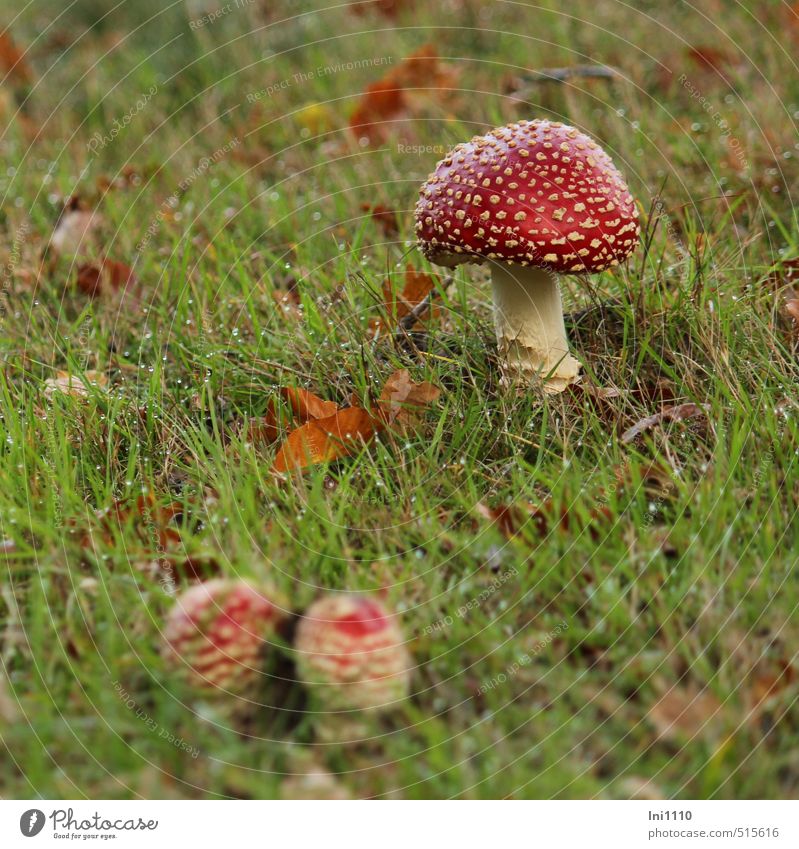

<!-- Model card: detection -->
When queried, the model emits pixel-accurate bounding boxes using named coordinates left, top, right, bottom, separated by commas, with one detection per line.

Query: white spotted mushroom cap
left=295, top=594, right=412, bottom=712
left=414, top=119, right=639, bottom=273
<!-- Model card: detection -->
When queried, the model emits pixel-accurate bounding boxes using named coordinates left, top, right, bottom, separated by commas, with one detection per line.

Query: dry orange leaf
left=475, top=502, right=533, bottom=539
left=392, top=44, right=456, bottom=90
left=361, top=203, right=399, bottom=237
left=248, top=388, right=339, bottom=448
left=377, top=368, right=440, bottom=425
left=476, top=499, right=612, bottom=541
left=371, top=265, right=437, bottom=335
left=282, top=386, right=339, bottom=421
left=43, top=370, right=108, bottom=400
left=396, top=266, right=436, bottom=313
left=749, top=661, right=797, bottom=712
left=271, top=370, right=439, bottom=473
left=648, top=686, right=722, bottom=741
left=76, top=258, right=138, bottom=297
left=273, top=407, right=380, bottom=472
left=349, top=78, right=405, bottom=144
left=349, top=0, right=415, bottom=19
left=686, top=45, right=736, bottom=74
left=83, top=493, right=181, bottom=552
left=349, top=45, right=454, bottom=145
left=0, top=32, right=32, bottom=84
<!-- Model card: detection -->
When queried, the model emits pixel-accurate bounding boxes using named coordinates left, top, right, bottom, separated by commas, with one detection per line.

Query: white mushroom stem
left=490, top=263, right=581, bottom=393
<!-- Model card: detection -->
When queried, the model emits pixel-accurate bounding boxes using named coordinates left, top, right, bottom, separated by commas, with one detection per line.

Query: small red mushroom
left=294, top=594, right=412, bottom=712
left=162, top=579, right=286, bottom=694
left=415, top=119, right=639, bottom=392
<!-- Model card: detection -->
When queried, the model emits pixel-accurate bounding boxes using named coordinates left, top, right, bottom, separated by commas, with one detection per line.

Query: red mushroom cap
left=295, top=594, right=412, bottom=711
left=162, top=579, right=285, bottom=692
left=415, top=119, right=639, bottom=273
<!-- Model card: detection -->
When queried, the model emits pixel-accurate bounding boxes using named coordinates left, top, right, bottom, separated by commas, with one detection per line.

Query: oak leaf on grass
left=273, top=407, right=380, bottom=472
left=377, top=368, right=440, bottom=426
left=248, top=388, right=339, bottom=447
left=270, top=372, right=440, bottom=474
left=44, top=370, right=108, bottom=400
left=370, top=265, right=437, bottom=335
left=648, top=686, right=722, bottom=741
left=76, top=258, right=138, bottom=298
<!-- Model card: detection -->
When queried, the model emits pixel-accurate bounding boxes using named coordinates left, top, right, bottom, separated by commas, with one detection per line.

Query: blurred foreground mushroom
left=415, top=119, right=639, bottom=392
left=295, top=594, right=412, bottom=712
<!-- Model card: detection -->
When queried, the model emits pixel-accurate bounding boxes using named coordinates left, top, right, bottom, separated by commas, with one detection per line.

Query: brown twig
left=519, top=65, right=620, bottom=84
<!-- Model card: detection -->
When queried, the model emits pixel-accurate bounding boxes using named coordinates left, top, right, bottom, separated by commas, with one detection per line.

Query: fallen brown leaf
left=361, top=203, right=400, bottom=237
left=371, top=265, right=437, bottom=335
left=648, top=686, right=722, bottom=741
left=80, top=493, right=182, bottom=555
left=349, top=0, right=415, bottom=19
left=349, top=77, right=405, bottom=145
left=247, top=389, right=338, bottom=448
left=76, top=258, right=138, bottom=298
left=749, top=661, right=797, bottom=714
left=686, top=45, right=736, bottom=74
left=475, top=502, right=533, bottom=539
left=0, top=32, right=32, bottom=84
left=476, top=498, right=612, bottom=541
left=349, top=45, right=456, bottom=145
left=282, top=386, right=339, bottom=421
left=273, top=407, right=380, bottom=473
left=770, top=257, right=799, bottom=288
left=44, top=370, right=108, bottom=400
left=621, top=403, right=709, bottom=445
left=270, top=369, right=440, bottom=475
left=377, top=369, right=440, bottom=425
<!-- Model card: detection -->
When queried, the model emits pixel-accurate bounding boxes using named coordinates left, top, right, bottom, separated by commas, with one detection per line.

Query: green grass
left=0, top=0, right=798, bottom=799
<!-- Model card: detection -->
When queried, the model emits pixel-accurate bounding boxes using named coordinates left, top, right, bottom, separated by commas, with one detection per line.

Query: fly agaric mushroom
left=162, top=579, right=286, bottom=694
left=415, top=119, right=639, bottom=392
left=294, top=594, right=412, bottom=712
